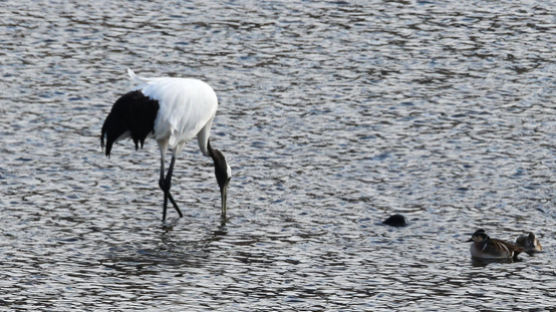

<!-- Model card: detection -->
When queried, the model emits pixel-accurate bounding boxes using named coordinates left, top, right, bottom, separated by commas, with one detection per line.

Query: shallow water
left=1, top=0, right=555, bottom=310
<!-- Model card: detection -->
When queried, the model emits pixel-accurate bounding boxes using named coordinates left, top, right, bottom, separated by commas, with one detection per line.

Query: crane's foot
left=161, top=216, right=180, bottom=230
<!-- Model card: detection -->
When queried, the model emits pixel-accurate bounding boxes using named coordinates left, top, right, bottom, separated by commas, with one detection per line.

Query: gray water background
left=1, top=0, right=555, bottom=311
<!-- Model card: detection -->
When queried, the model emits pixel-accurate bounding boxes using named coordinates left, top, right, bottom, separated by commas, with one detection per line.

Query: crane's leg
left=159, top=153, right=183, bottom=222
left=164, top=154, right=183, bottom=218
left=158, top=153, right=169, bottom=221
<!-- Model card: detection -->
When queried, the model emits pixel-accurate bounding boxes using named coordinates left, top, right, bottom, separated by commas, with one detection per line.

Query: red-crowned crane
left=101, top=69, right=231, bottom=222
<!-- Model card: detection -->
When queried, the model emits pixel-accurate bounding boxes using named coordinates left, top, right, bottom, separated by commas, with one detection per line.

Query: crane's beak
left=220, top=184, right=228, bottom=218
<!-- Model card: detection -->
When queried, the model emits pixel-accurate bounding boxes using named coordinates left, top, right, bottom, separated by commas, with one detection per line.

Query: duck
left=515, top=232, right=542, bottom=254
left=382, top=214, right=407, bottom=227
left=467, top=229, right=523, bottom=260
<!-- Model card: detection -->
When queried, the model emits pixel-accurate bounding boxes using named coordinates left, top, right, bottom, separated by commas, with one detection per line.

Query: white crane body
left=101, top=69, right=231, bottom=222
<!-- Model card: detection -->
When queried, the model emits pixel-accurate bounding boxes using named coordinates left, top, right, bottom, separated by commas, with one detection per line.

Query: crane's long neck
left=207, top=139, right=231, bottom=217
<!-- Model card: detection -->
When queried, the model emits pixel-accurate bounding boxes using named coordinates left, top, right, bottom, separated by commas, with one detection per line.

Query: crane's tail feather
left=127, top=68, right=151, bottom=84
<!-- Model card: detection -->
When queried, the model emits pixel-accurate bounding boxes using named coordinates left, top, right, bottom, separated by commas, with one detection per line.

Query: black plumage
left=101, top=90, right=159, bottom=156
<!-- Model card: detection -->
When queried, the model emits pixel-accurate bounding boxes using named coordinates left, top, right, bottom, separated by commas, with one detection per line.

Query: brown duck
left=467, top=229, right=523, bottom=260
left=516, top=232, right=542, bottom=254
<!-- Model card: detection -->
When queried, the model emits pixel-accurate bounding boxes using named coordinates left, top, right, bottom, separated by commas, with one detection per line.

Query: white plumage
left=128, top=69, right=218, bottom=155
left=101, top=69, right=231, bottom=222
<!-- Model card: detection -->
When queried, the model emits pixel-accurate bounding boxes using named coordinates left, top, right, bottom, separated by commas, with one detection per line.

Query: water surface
left=1, top=0, right=555, bottom=310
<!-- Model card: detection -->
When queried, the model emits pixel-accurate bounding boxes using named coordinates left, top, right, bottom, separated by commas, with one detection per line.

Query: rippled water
left=1, top=0, right=555, bottom=310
